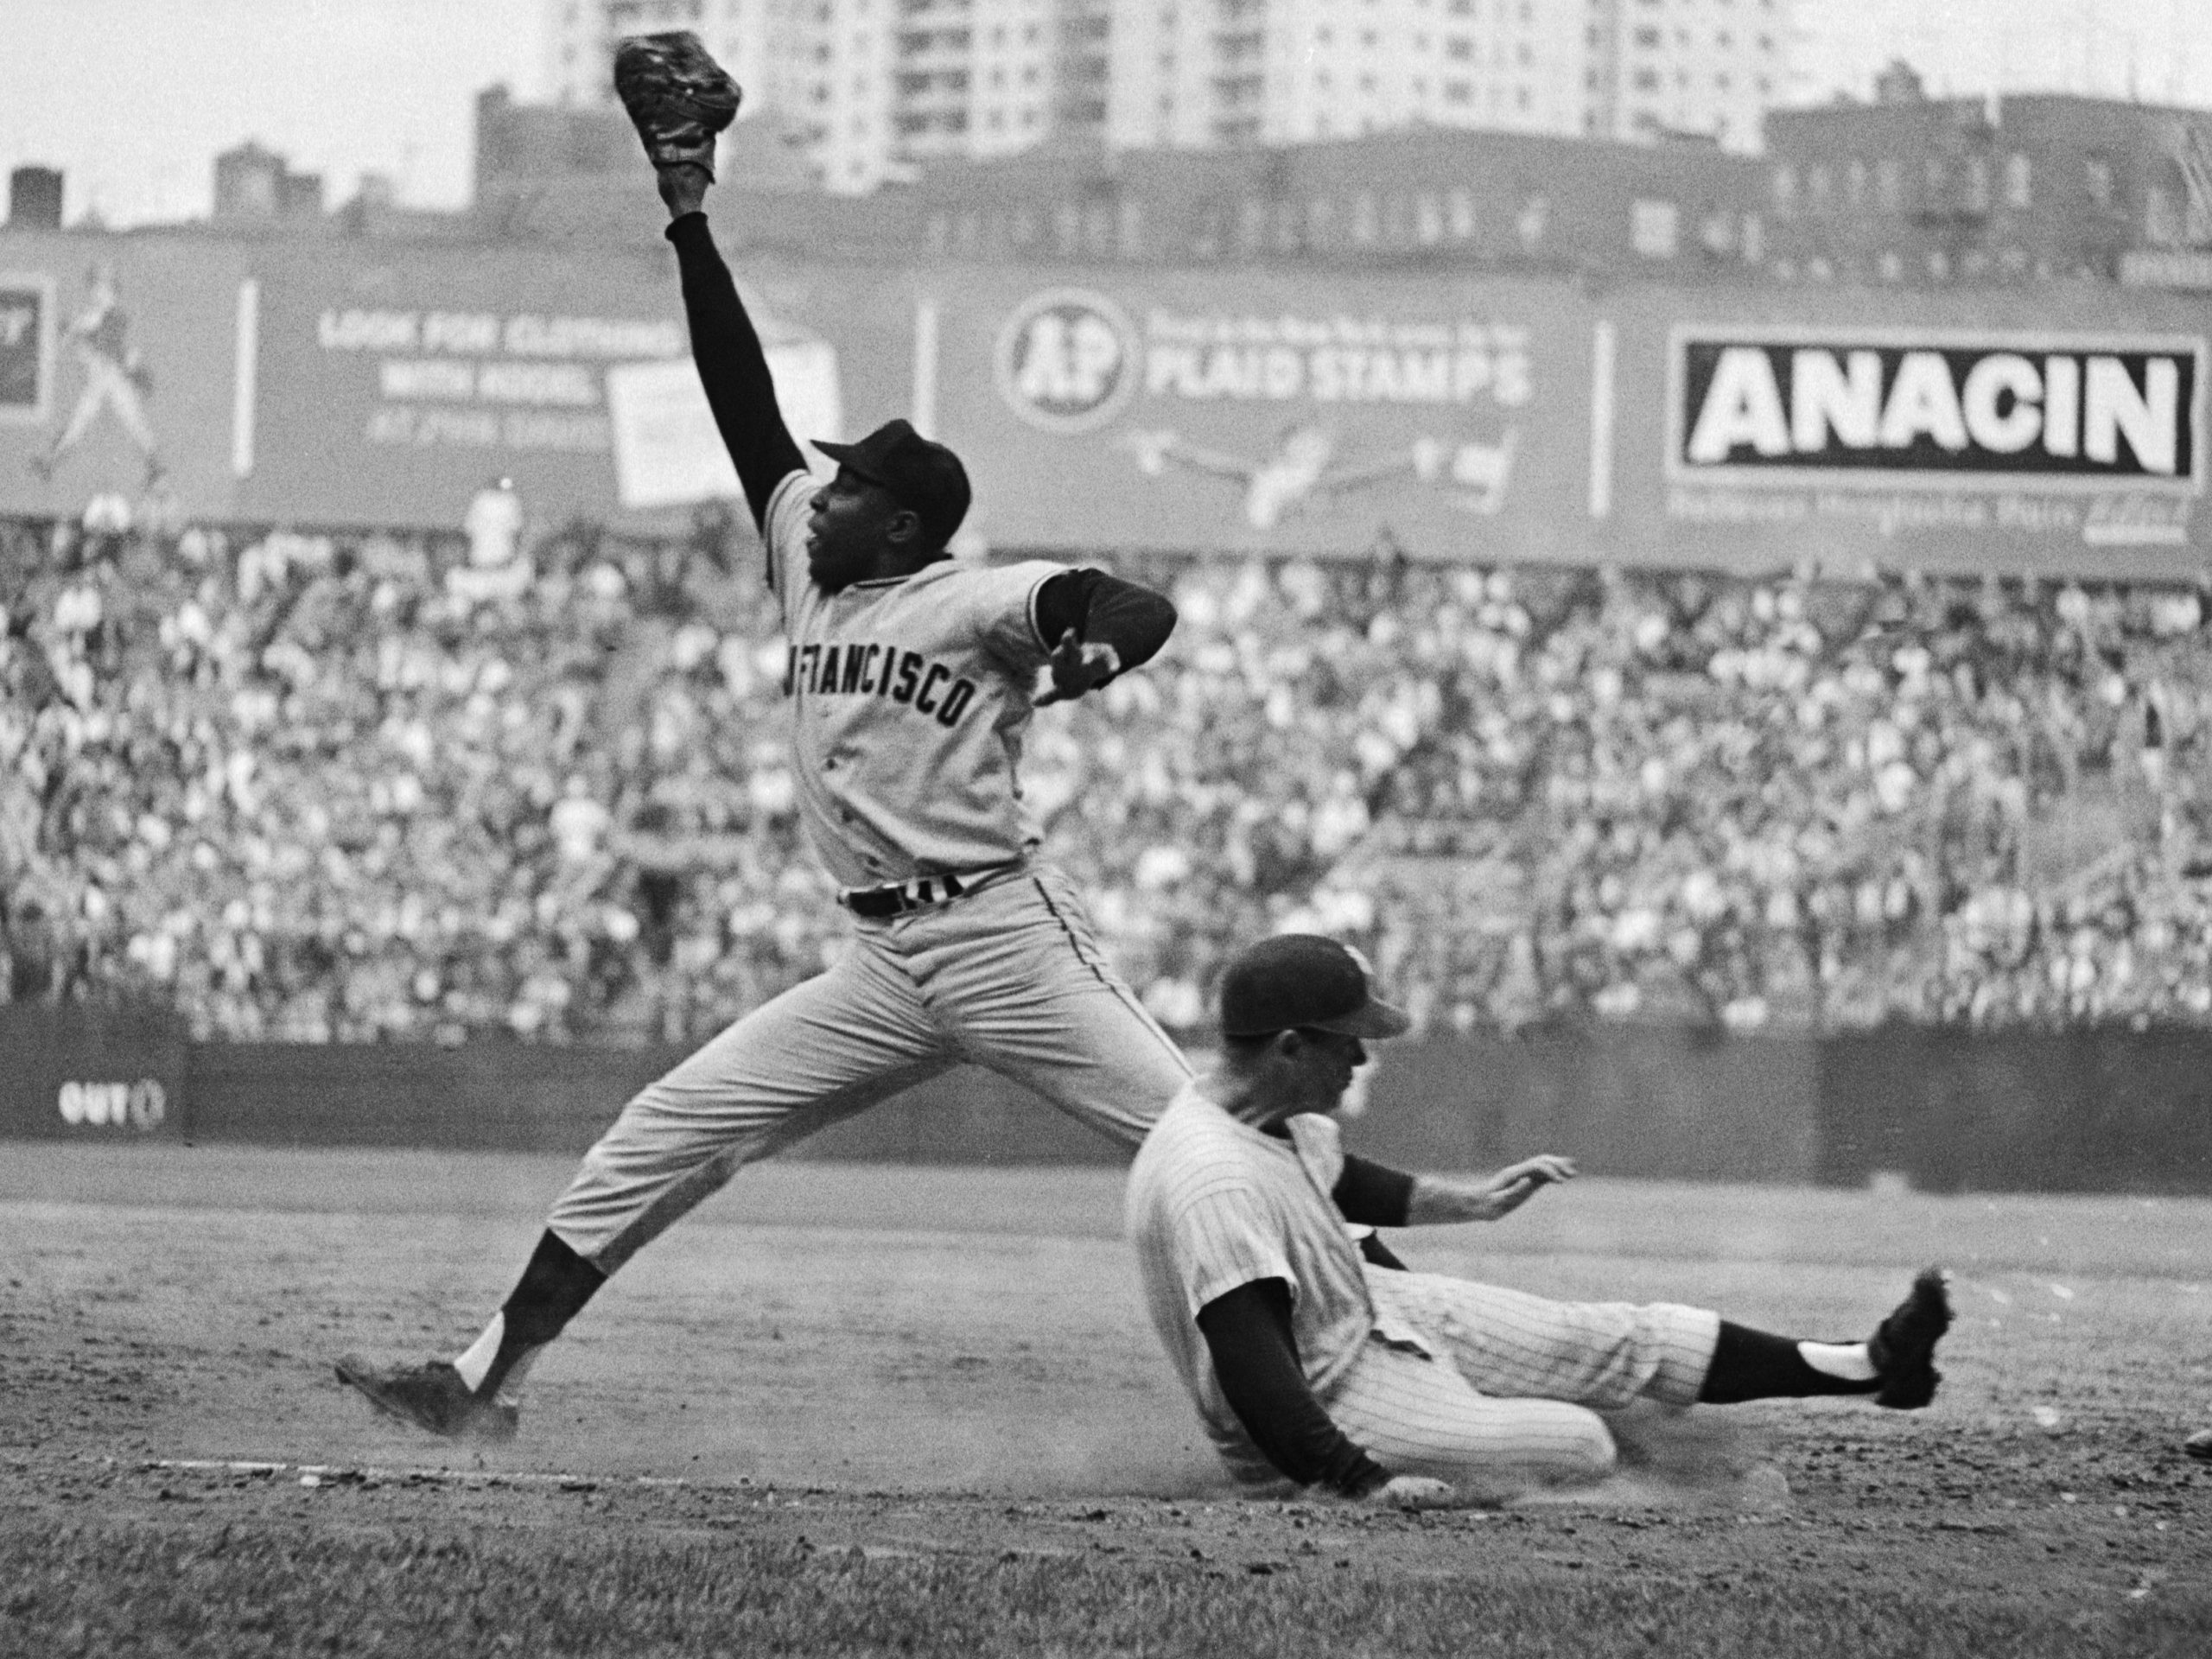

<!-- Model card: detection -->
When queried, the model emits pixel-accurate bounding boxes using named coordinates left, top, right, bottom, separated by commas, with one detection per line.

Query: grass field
left=3, top=1140, right=2209, bottom=1656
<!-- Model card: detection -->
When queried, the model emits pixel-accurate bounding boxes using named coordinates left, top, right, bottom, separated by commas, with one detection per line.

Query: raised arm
left=657, top=171, right=808, bottom=534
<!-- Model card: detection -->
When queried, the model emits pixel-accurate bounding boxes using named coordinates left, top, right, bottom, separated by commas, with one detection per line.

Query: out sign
left=995, top=288, right=1138, bottom=434
left=58, top=1078, right=168, bottom=1130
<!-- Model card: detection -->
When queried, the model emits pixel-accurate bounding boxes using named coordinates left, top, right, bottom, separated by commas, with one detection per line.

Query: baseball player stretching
left=335, top=35, right=1192, bottom=1440
left=1128, top=935, right=1955, bottom=1509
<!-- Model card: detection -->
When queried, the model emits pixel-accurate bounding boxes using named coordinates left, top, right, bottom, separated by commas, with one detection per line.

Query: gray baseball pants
left=546, top=863, right=1193, bottom=1273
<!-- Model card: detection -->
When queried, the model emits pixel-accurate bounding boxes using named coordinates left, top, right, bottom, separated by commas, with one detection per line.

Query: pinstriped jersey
left=764, top=470, right=1071, bottom=891
left=1125, top=1084, right=1381, bottom=1473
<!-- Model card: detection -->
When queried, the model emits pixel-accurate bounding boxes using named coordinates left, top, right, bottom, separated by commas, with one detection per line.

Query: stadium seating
left=2, top=512, right=2206, bottom=1043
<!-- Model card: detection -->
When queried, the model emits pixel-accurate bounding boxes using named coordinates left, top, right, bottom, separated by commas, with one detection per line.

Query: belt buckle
left=842, top=880, right=914, bottom=918
left=844, top=869, right=974, bottom=917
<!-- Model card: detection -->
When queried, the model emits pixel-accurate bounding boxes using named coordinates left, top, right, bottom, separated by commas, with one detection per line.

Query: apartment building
left=1764, top=66, right=2212, bottom=288
left=543, top=0, right=1790, bottom=195
left=1583, top=0, right=1791, bottom=151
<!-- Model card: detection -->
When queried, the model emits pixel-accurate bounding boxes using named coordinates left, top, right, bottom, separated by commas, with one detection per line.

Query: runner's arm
left=1195, top=1278, right=1391, bottom=1497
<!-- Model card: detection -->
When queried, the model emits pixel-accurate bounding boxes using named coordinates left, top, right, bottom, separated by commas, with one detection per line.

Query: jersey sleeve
left=950, top=558, right=1069, bottom=676
left=1332, top=1155, right=1415, bottom=1227
left=761, top=469, right=814, bottom=614
left=1197, top=1280, right=1393, bottom=1497
left=1033, top=569, right=1179, bottom=679
left=1162, top=1179, right=1300, bottom=1320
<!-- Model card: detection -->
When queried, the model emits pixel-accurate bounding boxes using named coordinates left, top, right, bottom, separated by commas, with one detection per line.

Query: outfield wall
left=5, top=226, right=2207, bottom=582
left=5, top=1007, right=2209, bottom=1193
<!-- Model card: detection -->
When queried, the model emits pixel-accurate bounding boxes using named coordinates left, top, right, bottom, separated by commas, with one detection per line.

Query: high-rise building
left=543, top=0, right=1789, bottom=196
left=1093, top=0, right=1589, bottom=151
left=1582, top=0, right=1792, bottom=152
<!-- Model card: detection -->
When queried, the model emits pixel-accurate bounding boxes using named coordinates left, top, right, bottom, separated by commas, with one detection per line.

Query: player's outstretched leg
left=1696, top=1267, right=1952, bottom=1410
left=332, top=955, right=944, bottom=1440
left=334, top=1231, right=605, bottom=1442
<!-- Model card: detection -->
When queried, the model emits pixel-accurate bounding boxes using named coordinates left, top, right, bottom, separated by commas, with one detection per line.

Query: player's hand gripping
left=1033, top=628, right=1122, bottom=706
left=1407, top=1154, right=1578, bottom=1224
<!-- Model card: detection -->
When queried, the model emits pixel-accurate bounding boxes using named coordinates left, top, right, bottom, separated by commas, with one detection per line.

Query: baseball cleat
left=334, top=1354, right=518, bottom=1443
left=1866, top=1268, right=1952, bottom=1410
left=2184, top=1429, right=2212, bottom=1464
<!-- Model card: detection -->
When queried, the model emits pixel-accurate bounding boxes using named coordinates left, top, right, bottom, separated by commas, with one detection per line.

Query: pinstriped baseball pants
left=546, top=862, right=1193, bottom=1274
left=1318, top=1271, right=1721, bottom=1486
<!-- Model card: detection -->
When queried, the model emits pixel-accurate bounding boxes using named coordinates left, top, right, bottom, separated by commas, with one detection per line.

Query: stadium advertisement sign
left=3, top=228, right=2203, bottom=579
left=0, top=232, right=253, bottom=524
left=238, top=242, right=910, bottom=531
left=0, top=229, right=914, bottom=533
left=933, top=268, right=1594, bottom=562
left=1611, top=298, right=2212, bottom=578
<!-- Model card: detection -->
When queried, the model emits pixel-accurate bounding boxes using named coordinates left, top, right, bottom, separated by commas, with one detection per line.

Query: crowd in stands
left=3, top=502, right=2208, bottom=1046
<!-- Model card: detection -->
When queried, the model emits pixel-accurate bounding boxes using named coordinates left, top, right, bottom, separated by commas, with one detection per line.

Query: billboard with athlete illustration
left=0, top=229, right=894, bottom=533
left=934, top=270, right=1592, bottom=563
left=0, top=234, right=250, bottom=522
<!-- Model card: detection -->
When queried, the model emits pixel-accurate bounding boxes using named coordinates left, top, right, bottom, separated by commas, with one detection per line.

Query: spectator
left=2, top=509, right=2207, bottom=1044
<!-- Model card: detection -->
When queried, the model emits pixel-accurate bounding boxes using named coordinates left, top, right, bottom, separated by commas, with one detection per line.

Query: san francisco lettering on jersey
left=783, top=639, right=979, bottom=726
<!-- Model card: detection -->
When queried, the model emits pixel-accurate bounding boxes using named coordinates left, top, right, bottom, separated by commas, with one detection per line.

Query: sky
left=3, top=0, right=549, bottom=226
left=3, top=0, right=2211, bottom=230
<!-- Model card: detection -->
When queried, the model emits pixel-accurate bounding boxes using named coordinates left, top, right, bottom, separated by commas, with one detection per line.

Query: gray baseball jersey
left=764, top=470, right=1067, bottom=891
left=543, top=474, right=1197, bottom=1273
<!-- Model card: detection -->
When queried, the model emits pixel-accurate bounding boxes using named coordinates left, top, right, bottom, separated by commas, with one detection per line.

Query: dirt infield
left=4, top=1141, right=2210, bottom=1655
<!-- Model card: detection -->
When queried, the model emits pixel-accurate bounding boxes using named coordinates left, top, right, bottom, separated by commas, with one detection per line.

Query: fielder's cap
left=813, top=418, right=971, bottom=550
left=1218, top=934, right=1412, bottom=1040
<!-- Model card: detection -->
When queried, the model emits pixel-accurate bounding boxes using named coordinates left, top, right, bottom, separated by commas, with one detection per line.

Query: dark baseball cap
left=1218, top=934, right=1412, bottom=1040
left=813, top=418, right=972, bottom=549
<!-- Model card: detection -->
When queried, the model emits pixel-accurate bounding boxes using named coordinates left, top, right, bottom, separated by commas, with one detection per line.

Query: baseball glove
left=613, top=31, right=743, bottom=179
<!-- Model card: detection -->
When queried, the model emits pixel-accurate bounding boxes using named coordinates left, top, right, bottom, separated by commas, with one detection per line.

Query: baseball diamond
left=4, top=1140, right=2209, bottom=1659
left=9, top=26, right=2212, bottom=1649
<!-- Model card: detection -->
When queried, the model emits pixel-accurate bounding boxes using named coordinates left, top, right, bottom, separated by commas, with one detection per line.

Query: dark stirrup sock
left=478, top=1230, right=607, bottom=1397
left=1697, top=1320, right=1880, bottom=1404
